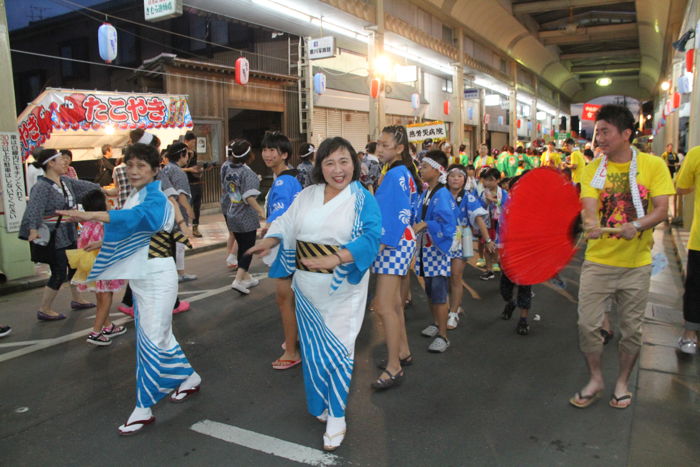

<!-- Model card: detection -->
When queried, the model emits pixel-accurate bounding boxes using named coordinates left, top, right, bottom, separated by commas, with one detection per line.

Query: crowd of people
left=2, top=103, right=696, bottom=451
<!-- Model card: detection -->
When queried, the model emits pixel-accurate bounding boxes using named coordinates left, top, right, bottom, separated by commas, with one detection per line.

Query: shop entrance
left=228, top=109, right=282, bottom=178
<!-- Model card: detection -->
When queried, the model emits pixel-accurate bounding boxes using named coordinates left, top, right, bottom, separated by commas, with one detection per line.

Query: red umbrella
left=500, top=168, right=582, bottom=285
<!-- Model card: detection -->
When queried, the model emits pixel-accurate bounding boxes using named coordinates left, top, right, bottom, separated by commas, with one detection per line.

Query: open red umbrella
left=500, top=168, right=582, bottom=285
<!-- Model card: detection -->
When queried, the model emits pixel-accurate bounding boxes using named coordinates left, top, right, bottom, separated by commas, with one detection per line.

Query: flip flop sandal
left=376, top=354, right=413, bottom=369
left=169, top=384, right=201, bottom=403
left=609, top=393, right=633, bottom=409
left=569, top=391, right=601, bottom=408
left=272, top=359, right=302, bottom=370
left=117, top=416, right=155, bottom=436
left=323, top=430, right=346, bottom=451
left=371, top=368, right=404, bottom=390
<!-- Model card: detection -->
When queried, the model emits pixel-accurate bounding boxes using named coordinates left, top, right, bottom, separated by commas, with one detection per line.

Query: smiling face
left=594, top=120, right=631, bottom=157
left=45, top=153, right=68, bottom=176
left=321, top=147, right=354, bottom=193
left=261, top=147, right=288, bottom=171
left=377, top=131, right=403, bottom=165
left=447, top=170, right=466, bottom=192
left=126, top=157, right=157, bottom=190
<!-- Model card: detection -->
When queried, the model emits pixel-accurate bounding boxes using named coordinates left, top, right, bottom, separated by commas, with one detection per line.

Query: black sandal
left=600, top=329, right=614, bottom=345
left=376, top=354, right=413, bottom=369
left=371, top=369, right=404, bottom=390
left=502, top=302, right=515, bottom=320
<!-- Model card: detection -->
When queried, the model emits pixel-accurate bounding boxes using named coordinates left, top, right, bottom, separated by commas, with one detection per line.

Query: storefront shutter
left=341, top=111, right=369, bottom=153
left=312, top=108, right=327, bottom=146
left=326, top=108, right=342, bottom=140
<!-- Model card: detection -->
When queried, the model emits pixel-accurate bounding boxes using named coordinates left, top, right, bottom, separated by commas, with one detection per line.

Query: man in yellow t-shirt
left=570, top=104, right=674, bottom=410
left=562, top=138, right=586, bottom=184
left=674, top=146, right=700, bottom=354
left=540, top=141, right=561, bottom=168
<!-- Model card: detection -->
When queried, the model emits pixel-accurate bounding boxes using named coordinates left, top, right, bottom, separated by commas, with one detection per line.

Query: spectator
left=94, top=144, right=115, bottom=186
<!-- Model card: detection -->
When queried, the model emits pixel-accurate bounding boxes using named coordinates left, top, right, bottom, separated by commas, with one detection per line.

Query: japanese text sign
left=407, top=121, right=447, bottom=143
left=0, top=132, right=26, bottom=232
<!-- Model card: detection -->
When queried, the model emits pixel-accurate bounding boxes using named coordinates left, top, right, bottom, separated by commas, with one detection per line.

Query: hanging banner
left=407, top=121, right=447, bottom=143
left=144, top=0, right=183, bottom=22
left=581, top=103, right=601, bottom=121
left=17, top=89, right=194, bottom=160
left=308, top=36, right=336, bottom=60
left=0, top=132, right=26, bottom=232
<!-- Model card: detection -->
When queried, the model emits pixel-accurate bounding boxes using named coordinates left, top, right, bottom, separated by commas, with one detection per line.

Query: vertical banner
left=0, top=132, right=26, bottom=232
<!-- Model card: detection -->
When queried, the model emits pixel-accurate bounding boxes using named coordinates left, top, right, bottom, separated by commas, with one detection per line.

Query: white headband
left=42, top=151, right=62, bottom=166
left=423, top=157, right=447, bottom=184
left=300, top=145, right=315, bottom=158
left=138, top=132, right=154, bottom=145
left=232, top=146, right=251, bottom=158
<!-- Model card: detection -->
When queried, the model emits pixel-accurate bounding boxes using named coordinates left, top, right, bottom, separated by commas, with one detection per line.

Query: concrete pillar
left=368, top=0, right=386, bottom=142
left=531, top=79, right=539, bottom=142
left=452, top=28, right=464, bottom=148
left=479, top=88, right=487, bottom=149
left=509, top=63, right=518, bottom=147
left=0, top=1, right=34, bottom=281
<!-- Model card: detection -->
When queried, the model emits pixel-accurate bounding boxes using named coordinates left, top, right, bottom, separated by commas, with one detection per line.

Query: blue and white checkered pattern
left=371, top=234, right=416, bottom=276
left=417, top=235, right=451, bottom=277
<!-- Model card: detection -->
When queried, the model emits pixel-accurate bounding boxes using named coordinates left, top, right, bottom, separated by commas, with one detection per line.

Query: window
left=15, top=70, right=45, bottom=114
left=59, top=39, right=89, bottom=81
left=189, top=15, right=208, bottom=51
left=441, top=78, right=453, bottom=93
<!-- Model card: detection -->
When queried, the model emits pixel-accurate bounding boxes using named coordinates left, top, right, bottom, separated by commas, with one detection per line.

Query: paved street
left=0, top=228, right=697, bottom=466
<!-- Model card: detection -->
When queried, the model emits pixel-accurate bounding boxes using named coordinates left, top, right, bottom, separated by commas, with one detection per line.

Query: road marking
left=0, top=274, right=268, bottom=363
left=190, top=419, right=339, bottom=466
left=84, top=312, right=123, bottom=320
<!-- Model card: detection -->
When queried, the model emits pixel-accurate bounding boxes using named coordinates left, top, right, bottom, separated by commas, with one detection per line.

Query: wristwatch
left=631, top=220, right=642, bottom=231
left=485, top=238, right=492, bottom=244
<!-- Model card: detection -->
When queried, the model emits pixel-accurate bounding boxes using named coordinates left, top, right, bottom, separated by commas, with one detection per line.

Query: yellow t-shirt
left=569, top=150, right=586, bottom=184
left=474, top=156, right=494, bottom=170
left=675, top=146, right=700, bottom=251
left=540, top=151, right=561, bottom=168
left=580, top=152, right=675, bottom=267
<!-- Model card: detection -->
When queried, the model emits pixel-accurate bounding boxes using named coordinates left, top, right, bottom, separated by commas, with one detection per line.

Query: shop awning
left=17, top=88, right=194, bottom=161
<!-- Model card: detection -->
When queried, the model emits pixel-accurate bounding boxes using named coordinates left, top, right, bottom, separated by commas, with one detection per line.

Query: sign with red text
left=0, top=132, right=26, bottom=232
left=17, top=89, right=193, bottom=160
left=581, top=103, right=601, bottom=121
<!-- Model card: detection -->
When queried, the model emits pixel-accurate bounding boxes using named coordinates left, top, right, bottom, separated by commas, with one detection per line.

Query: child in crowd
left=414, top=150, right=458, bottom=353
left=70, top=189, right=127, bottom=346
left=262, top=131, right=303, bottom=370
left=296, top=142, right=315, bottom=188
left=479, top=168, right=508, bottom=280
left=497, top=175, right=532, bottom=335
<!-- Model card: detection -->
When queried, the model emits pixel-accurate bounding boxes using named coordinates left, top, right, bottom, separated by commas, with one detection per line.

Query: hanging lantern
left=235, top=57, right=249, bottom=85
left=537, top=123, right=542, bottom=132
left=411, top=93, right=420, bottom=110
left=673, top=92, right=681, bottom=109
left=313, top=72, right=326, bottom=95
left=443, top=100, right=450, bottom=115
left=686, top=49, right=695, bottom=73
left=370, top=78, right=381, bottom=98
left=497, top=115, right=504, bottom=126
left=98, top=23, right=118, bottom=63
left=516, top=119, right=521, bottom=129
left=467, top=107, right=474, bottom=120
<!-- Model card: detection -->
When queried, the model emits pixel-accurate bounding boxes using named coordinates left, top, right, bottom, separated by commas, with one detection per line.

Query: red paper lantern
left=443, top=100, right=450, bottom=115
left=235, top=57, right=249, bottom=85
left=516, top=119, right=521, bottom=129
left=686, top=49, right=695, bottom=73
left=370, top=78, right=381, bottom=98
left=537, top=123, right=542, bottom=132
left=673, top=92, right=681, bottom=109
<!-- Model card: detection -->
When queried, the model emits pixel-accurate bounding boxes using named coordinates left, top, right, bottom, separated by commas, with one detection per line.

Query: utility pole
left=368, top=0, right=385, bottom=142
left=0, top=0, right=34, bottom=281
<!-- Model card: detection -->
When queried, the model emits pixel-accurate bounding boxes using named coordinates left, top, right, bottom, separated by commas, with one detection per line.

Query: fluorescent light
left=536, top=111, right=546, bottom=121
left=473, top=77, right=510, bottom=96
left=596, top=77, right=612, bottom=87
left=484, top=94, right=500, bottom=106
left=252, top=0, right=311, bottom=23
left=384, top=42, right=453, bottom=75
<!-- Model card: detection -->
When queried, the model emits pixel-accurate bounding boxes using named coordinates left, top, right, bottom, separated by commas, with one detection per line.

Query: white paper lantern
left=98, top=23, right=118, bottom=63
left=313, top=72, right=326, bottom=95
left=411, top=92, right=420, bottom=110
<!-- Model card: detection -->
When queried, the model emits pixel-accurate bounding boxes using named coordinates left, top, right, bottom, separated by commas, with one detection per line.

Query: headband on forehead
left=138, top=132, right=154, bottom=145
left=448, top=166, right=467, bottom=175
left=423, top=157, right=447, bottom=183
left=232, top=146, right=251, bottom=158
left=42, top=151, right=62, bottom=166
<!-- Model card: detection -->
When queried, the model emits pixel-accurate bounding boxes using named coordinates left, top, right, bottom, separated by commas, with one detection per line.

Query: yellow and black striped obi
left=295, top=240, right=339, bottom=274
left=148, top=229, right=192, bottom=259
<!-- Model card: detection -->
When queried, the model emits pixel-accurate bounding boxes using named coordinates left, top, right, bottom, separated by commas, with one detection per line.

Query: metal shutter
left=312, top=108, right=327, bottom=146
left=341, top=111, right=369, bottom=153
left=326, top=109, right=343, bottom=141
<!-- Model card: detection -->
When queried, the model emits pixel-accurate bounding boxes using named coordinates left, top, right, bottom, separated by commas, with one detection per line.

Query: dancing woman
left=57, top=143, right=201, bottom=436
left=370, top=125, right=422, bottom=389
left=248, top=137, right=381, bottom=451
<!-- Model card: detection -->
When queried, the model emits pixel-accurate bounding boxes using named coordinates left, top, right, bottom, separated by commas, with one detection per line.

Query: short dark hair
left=365, top=142, right=377, bottom=154
left=166, top=142, right=189, bottom=162
left=480, top=167, right=501, bottom=180
left=311, top=137, right=361, bottom=184
left=564, top=137, right=575, bottom=146
left=124, top=143, right=161, bottom=170
left=32, top=148, right=60, bottom=168
left=184, top=131, right=196, bottom=142
left=459, top=144, right=466, bottom=152
left=81, top=189, right=107, bottom=212
left=595, top=104, right=636, bottom=143
left=423, top=149, right=448, bottom=169
left=261, top=131, right=292, bottom=160
left=60, top=149, right=72, bottom=159
left=228, top=139, right=252, bottom=163
left=466, top=164, right=475, bottom=171
left=584, top=148, right=594, bottom=159
left=101, top=144, right=112, bottom=155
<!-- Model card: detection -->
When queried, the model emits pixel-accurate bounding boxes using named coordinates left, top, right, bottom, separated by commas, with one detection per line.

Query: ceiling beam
left=571, top=62, right=641, bottom=73
left=513, top=0, right=627, bottom=15
left=539, top=23, right=638, bottom=46
left=578, top=75, right=639, bottom=83
left=560, top=49, right=640, bottom=60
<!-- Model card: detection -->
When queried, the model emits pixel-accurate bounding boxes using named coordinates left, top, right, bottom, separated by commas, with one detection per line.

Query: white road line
left=84, top=312, right=123, bottom=320
left=190, top=420, right=339, bottom=466
left=0, top=274, right=269, bottom=363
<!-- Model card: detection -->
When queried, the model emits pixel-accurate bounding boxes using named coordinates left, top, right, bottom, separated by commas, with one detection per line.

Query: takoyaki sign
left=17, top=89, right=193, bottom=160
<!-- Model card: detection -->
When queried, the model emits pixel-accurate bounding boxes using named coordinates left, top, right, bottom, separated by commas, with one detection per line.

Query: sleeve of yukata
left=157, top=171, right=177, bottom=198
left=374, top=167, right=412, bottom=248
left=463, top=191, right=488, bottom=227
left=19, top=182, right=51, bottom=236
left=169, top=166, right=192, bottom=198
left=343, top=185, right=382, bottom=280
left=426, top=189, right=458, bottom=255
left=241, top=168, right=261, bottom=202
left=107, top=188, right=169, bottom=237
left=66, top=177, right=101, bottom=202
left=266, top=185, right=306, bottom=277
left=267, top=176, right=302, bottom=223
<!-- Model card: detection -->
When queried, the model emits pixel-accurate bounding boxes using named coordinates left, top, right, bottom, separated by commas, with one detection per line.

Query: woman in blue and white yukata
left=58, top=143, right=201, bottom=436
left=445, top=164, right=493, bottom=331
left=248, top=137, right=381, bottom=452
left=370, top=125, right=422, bottom=390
